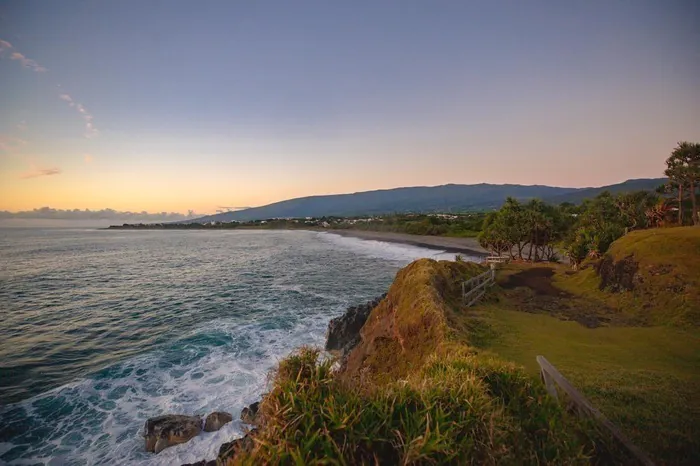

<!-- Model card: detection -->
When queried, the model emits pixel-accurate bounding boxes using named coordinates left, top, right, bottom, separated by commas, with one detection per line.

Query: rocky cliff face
left=325, top=295, right=386, bottom=359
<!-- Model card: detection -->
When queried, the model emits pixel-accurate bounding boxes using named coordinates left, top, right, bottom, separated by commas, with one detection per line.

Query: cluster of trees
left=337, top=213, right=487, bottom=237
left=479, top=141, right=699, bottom=268
left=478, top=199, right=570, bottom=262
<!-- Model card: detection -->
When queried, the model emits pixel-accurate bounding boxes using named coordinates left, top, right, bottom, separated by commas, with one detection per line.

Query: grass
left=459, top=256, right=700, bottom=464
left=223, top=260, right=605, bottom=465
left=229, top=347, right=593, bottom=465
left=221, top=227, right=700, bottom=464
left=556, top=227, right=700, bottom=327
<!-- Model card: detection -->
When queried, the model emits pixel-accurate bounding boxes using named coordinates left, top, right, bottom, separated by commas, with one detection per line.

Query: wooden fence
left=461, top=266, right=496, bottom=307
left=536, top=356, right=656, bottom=466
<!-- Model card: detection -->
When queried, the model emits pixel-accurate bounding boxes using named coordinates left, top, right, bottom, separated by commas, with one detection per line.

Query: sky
left=1, top=1, right=699, bottom=216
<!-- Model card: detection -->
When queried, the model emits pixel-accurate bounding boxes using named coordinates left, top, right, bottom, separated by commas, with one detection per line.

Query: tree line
left=478, top=141, right=700, bottom=268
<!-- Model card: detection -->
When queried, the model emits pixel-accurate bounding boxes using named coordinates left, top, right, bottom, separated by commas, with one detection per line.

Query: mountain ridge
left=188, top=178, right=665, bottom=223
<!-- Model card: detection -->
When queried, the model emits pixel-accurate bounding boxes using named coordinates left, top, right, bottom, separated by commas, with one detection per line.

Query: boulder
left=204, top=411, right=233, bottom=432
left=325, top=295, right=385, bottom=357
left=240, top=401, right=260, bottom=425
left=218, top=429, right=257, bottom=463
left=144, top=414, right=202, bottom=454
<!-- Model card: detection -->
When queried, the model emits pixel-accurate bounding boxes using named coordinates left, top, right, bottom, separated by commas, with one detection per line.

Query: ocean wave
left=316, top=232, right=462, bottom=263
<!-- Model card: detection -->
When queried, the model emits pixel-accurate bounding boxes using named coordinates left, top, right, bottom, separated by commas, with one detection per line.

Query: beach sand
left=325, top=230, right=488, bottom=257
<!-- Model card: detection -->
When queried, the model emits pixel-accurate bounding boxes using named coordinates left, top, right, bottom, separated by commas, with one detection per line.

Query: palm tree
left=665, top=142, right=700, bottom=226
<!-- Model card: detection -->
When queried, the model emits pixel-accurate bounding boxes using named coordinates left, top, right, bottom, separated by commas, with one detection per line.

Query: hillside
left=562, top=227, right=700, bottom=327
left=543, top=178, right=668, bottom=205
left=215, top=260, right=608, bottom=464
left=187, top=178, right=665, bottom=223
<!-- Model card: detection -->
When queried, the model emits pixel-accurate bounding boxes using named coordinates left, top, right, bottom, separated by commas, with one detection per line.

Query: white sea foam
left=316, top=232, right=476, bottom=263
left=0, top=229, right=444, bottom=465
left=3, top=312, right=334, bottom=465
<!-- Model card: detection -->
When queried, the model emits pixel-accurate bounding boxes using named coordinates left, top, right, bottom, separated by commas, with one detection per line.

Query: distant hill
left=543, top=178, right=666, bottom=204
left=188, top=178, right=666, bottom=223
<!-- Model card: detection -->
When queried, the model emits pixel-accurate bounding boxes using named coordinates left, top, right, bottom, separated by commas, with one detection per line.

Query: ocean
left=0, top=228, right=464, bottom=465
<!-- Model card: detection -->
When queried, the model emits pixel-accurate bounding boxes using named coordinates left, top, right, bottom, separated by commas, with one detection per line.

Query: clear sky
left=1, top=0, right=698, bottom=214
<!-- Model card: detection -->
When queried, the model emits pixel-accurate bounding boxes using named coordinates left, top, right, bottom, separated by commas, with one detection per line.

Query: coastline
left=324, top=229, right=488, bottom=258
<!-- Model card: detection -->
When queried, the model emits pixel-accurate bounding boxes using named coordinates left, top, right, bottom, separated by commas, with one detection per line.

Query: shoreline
left=324, top=229, right=488, bottom=258
left=103, top=225, right=490, bottom=258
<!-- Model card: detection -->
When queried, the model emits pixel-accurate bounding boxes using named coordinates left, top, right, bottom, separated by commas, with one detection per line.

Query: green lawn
left=467, top=300, right=700, bottom=465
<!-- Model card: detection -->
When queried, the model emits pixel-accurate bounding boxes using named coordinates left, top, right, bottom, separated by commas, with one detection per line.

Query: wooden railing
left=536, top=356, right=656, bottom=466
left=461, top=266, right=496, bottom=307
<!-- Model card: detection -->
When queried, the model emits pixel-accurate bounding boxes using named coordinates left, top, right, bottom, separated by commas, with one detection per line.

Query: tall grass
left=229, top=347, right=592, bottom=465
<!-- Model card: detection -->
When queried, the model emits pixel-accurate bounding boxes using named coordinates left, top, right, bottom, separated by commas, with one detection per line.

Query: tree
left=665, top=141, right=700, bottom=226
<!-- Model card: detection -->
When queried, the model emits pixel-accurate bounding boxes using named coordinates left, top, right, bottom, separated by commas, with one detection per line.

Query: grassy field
left=461, top=258, right=700, bottom=464
left=219, top=228, right=699, bottom=465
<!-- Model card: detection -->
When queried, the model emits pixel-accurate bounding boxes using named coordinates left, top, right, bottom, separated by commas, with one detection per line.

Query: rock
left=204, top=411, right=233, bottom=432
left=144, top=414, right=202, bottom=454
left=240, top=401, right=260, bottom=425
left=218, top=429, right=257, bottom=463
left=596, top=255, right=640, bottom=292
left=181, top=461, right=216, bottom=466
left=325, top=295, right=386, bottom=357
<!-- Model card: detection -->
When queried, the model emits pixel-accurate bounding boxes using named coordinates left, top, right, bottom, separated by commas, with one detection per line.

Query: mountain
left=542, top=178, right=666, bottom=204
left=188, top=178, right=666, bottom=223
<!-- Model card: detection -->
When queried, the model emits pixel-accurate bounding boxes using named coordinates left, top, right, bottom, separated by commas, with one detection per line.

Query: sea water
left=0, top=229, right=466, bottom=465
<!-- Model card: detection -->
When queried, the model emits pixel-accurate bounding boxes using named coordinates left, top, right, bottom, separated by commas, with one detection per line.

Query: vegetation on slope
left=225, top=260, right=601, bottom=465
left=187, top=179, right=664, bottom=223
left=464, top=264, right=700, bottom=463
left=559, top=227, right=700, bottom=327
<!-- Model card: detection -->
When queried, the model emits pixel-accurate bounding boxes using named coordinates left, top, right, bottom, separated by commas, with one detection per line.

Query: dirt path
left=496, top=266, right=637, bottom=328
left=500, top=268, right=572, bottom=297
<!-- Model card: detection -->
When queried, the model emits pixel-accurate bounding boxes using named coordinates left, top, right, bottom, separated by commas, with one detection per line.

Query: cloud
left=0, top=207, right=199, bottom=222
left=16, top=120, right=27, bottom=131
left=8, top=51, right=46, bottom=72
left=20, top=167, right=62, bottom=179
left=84, top=153, right=93, bottom=163
left=58, top=93, right=99, bottom=138
left=0, top=38, right=47, bottom=72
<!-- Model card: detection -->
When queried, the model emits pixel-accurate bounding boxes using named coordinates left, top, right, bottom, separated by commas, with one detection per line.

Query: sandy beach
left=325, top=230, right=488, bottom=257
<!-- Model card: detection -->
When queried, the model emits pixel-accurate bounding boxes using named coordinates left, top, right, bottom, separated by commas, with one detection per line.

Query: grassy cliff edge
left=224, top=260, right=601, bottom=465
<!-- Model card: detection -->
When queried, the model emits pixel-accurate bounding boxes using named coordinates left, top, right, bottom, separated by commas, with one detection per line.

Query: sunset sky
left=1, top=1, right=699, bottom=215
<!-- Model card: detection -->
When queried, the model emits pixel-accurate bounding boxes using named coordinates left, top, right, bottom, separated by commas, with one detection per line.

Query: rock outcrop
left=325, top=295, right=385, bottom=358
left=144, top=415, right=202, bottom=453
left=204, top=411, right=233, bottom=432
left=217, top=429, right=257, bottom=464
left=240, top=401, right=260, bottom=425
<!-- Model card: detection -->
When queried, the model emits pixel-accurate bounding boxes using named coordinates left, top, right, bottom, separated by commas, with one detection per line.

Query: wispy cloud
left=9, top=52, right=47, bottom=72
left=20, top=167, right=62, bottom=179
left=84, top=153, right=93, bottom=163
left=0, top=39, right=47, bottom=72
left=59, top=93, right=99, bottom=138
left=16, top=120, right=27, bottom=131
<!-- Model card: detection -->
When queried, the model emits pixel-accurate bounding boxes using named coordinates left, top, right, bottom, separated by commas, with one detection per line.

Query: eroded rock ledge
left=325, top=295, right=386, bottom=360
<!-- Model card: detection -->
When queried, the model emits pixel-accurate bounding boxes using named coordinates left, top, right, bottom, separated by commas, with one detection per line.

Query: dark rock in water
left=181, top=461, right=216, bottom=466
left=204, top=411, right=233, bottom=432
left=144, top=414, right=202, bottom=453
left=218, top=428, right=258, bottom=463
left=326, top=295, right=386, bottom=357
left=240, top=401, right=260, bottom=425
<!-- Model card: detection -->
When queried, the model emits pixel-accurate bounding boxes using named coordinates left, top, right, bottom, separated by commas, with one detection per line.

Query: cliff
left=217, top=259, right=598, bottom=465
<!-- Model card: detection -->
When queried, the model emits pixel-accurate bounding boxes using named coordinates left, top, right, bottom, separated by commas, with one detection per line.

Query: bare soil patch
left=496, top=266, right=639, bottom=328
